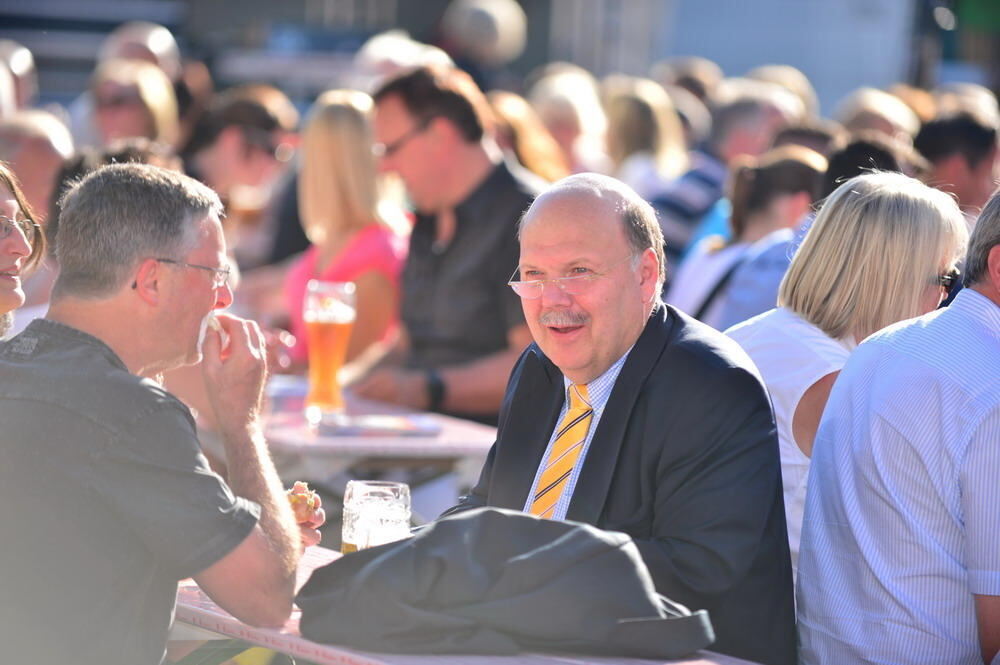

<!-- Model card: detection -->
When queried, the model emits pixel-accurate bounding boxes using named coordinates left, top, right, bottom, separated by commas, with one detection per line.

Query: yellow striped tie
left=529, top=383, right=593, bottom=518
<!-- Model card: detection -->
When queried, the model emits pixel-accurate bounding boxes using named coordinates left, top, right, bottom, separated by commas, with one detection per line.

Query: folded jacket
left=297, top=507, right=714, bottom=657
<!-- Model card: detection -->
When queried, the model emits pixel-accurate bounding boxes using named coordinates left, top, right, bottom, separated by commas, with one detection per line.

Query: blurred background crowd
left=1, top=0, right=997, bottom=347
left=2, top=4, right=1000, bottom=661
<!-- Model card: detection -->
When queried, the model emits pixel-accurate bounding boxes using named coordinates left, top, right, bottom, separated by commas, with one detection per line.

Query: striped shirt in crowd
left=650, top=150, right=727, bottom=275
left=797, top=289, right=1000, bottom=665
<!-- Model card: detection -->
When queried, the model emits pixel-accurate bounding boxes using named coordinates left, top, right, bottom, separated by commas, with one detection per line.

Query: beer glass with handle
left=341, top=480, right=411, bottom=554
left=304, top=280, right=356, bottom=425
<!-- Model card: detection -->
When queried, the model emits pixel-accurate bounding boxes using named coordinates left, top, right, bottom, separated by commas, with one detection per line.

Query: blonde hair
left=779, top=171, right=967, bottom=341
left=605, top=77, right=687, bottom=179
left=488, top=90, right=569, bottom=182
left=298, top=89, right=383, bottom=247
left=91, top=58, right=178, bottom=146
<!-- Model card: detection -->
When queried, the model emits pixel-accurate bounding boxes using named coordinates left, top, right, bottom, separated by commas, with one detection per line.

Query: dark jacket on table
left=298, top=507, right=715, bottom=658
left=444, top=304, right=796, bottom=665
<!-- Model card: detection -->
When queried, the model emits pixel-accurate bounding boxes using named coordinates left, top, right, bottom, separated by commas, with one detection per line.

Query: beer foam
left=304, top=297, right=356, bottom=324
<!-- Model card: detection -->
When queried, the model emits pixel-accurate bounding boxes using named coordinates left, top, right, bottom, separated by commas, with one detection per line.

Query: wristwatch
left=424, top=368, right=446, bottom=412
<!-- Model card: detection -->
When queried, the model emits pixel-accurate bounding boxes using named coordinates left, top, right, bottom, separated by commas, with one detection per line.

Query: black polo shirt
left=0, top=320, right=259, bottom=665
left=401, top=160, right=543, bottom=375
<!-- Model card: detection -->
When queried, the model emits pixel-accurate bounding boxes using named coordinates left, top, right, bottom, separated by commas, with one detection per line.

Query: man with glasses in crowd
left=0, top=163, right=319, bottom=665
left=444, top=173, right=796, bottom=665
left=352, top=64, right=542, bottom=424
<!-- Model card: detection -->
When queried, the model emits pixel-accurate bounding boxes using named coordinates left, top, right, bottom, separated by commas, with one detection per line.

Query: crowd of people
left=0, top=11, right=998, bottom=665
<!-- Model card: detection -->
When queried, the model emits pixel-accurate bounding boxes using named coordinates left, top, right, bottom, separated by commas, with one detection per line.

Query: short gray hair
left=967, top=189, right=1000, bottom=286
left=53, top=163, right=223, bottom=299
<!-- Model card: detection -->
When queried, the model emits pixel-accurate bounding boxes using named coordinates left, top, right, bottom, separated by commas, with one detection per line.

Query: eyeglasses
left=156, top=258, right=231, bottom=289
left=936, top=267, right=961, bottom=291
left=0, top=215, right=39, bottom=246
left=508, top=255, right=638, bottom=300
left=240, top=126, right=292, bottom=163
left=372, top=117, right=433, bottom=159
left=95, top=89, right=143, bottom=109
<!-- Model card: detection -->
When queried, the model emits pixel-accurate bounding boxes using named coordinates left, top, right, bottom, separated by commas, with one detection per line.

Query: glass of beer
left=341, top=480, right=411, bottom=554
left=304, top=280, right=356, bottom=425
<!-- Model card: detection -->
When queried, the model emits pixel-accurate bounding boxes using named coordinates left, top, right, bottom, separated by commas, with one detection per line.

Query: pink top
left=284, top=224, right=407, bottom=363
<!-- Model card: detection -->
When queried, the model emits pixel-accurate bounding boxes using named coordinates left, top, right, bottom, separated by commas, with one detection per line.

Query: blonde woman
left=604, top=76, right=688, bottom=201
left=91, top=58, right=178, bottom=148
left=283, top=90, right=407, bottom=366
left=726, top=172, right=968, bottom=579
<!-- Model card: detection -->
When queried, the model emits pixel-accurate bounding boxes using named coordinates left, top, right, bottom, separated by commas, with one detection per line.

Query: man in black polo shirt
left=353, top=65, right=542, bottom=424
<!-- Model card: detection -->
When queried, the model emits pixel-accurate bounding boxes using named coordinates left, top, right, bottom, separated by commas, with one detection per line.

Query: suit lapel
left=566, top=305, right=674, bottom=524
left=488, top=347, right=565, bottom=510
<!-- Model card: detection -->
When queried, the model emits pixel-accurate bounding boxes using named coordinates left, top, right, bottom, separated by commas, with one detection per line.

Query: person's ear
left=987, top=244, right=1000, bottom=294
left=131, top=258, right=162, bottom=305
left=638, top=247, right=660, bottom=302
left=429, top=116, right=462, bottom=149
left=783, top=191, right=813, bottom=228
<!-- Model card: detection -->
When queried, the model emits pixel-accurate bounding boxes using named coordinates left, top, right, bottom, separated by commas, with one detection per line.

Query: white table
left=261, top=378, right=496, bottom=516
left=173, top=547, right=759, bottom=665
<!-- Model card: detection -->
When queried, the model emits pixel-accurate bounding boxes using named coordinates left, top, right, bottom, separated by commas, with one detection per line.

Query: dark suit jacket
left=445, top=304, right=796, bottom=665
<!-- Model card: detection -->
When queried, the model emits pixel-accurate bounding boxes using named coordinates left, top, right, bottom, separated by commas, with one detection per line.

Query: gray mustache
left=538, top=311, right=588, bottom=327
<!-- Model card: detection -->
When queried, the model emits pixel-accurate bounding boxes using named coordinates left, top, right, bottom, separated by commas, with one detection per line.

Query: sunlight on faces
left=517, top=187, right=658, bottom=384
left=163, top=214, right=232, bottom=368
left=372, top=95, right=440, bottom=213
left=0, top=183, right=31, bottom=321
left=95, top=82, right=152, bottom=144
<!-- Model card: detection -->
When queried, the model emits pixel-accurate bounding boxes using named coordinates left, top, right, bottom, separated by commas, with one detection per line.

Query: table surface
left=174, top=546, right=759, bottom=665
left=264, top=377, right=497, bottom=460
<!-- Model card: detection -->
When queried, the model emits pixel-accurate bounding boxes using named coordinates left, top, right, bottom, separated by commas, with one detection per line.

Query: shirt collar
left=452, top=160, right=511, bottom=221
left=949, top=287, right=1000, bottom=332
left=11, top=319, right=130, bottom=372
left=562, top=345, right=634, bottom=416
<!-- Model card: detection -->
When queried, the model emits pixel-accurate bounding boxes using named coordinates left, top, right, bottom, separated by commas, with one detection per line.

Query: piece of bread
left=287, top=481, right=320, bottom=524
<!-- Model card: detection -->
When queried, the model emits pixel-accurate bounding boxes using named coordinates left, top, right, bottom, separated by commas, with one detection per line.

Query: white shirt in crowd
left=666, top=238, right=749, bottom=329
left=725, top=307, right=853, bottom=582
left=797, top=289, right=1000, bottom=665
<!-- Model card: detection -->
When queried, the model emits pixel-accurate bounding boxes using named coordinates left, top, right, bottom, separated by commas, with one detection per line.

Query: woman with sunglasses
left=725, top=171, right=968, bottom=583
left=0, top=162, right=43, bottom=338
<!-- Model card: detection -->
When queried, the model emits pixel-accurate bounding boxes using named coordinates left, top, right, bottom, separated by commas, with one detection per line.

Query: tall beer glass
left=304, top=280, right=356, bottom=424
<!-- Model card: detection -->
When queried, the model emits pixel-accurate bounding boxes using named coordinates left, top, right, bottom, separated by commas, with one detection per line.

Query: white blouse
left=726, top=307, right=854, bottom=581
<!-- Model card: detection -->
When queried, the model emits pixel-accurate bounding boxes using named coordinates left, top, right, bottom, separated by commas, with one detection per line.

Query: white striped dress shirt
left=797, top=289, right=1000, bottom=664
left=523, top=349, right=632, bottom=521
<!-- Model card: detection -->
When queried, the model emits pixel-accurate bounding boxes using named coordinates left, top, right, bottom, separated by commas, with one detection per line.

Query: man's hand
left=287, top=481, right=326, bottom=547
left=201, top=313, right=268, bottom=433
left=299, top=502, right=326, bottom=548
left=351, top=367, right=430, bottom=410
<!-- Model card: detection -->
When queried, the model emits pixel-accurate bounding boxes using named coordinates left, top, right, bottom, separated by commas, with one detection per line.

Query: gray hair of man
left=966, top=189, right=1000, bottom=286
left=517, top=172, right=666, bottom=303
left=53, top=163, right=223, bottom=300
